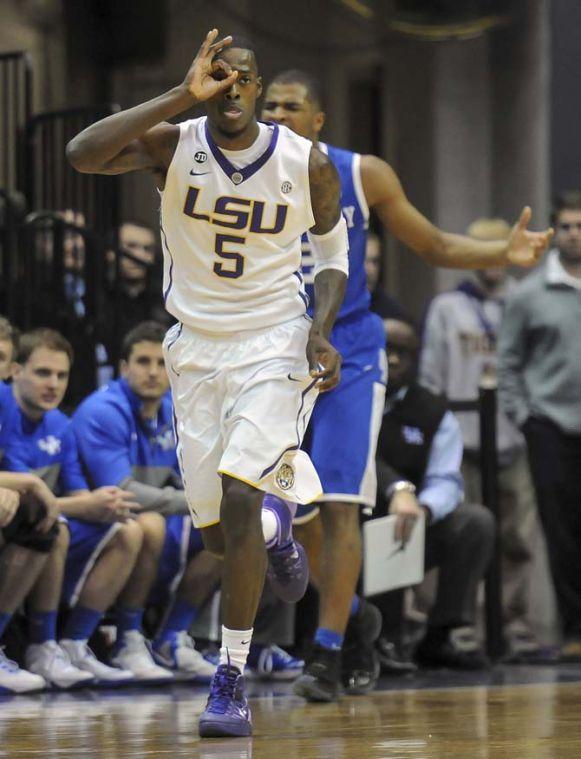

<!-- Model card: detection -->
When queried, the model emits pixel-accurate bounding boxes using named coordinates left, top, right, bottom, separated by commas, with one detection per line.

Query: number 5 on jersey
left=214, top=233, right=245, bottom=279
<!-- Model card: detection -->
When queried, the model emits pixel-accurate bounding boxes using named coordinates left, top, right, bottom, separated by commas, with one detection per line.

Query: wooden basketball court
left=1, top=665, right=581, bottom=757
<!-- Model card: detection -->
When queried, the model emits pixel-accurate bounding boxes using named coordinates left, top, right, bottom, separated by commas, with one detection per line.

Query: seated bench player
left=1, top=328, right=145, bottom=687
left=72, top=321, right=219, bottom=681
left=0, top=348, right=64, bottom=693
left=371, top=317, right=495, bottom=670
left=0, top=485, right=47, bottom=694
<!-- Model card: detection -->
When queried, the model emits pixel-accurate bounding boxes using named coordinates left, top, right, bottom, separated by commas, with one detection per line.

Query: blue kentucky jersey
left=72, top=378, right=180, bottom=489
left=302, top=143, right=370, bottom=322
left=0, top=387, right=88, bottom=494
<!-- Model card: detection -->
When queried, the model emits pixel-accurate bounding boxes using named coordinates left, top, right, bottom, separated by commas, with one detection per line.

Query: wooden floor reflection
left=2, top=671, right=581, bottom=758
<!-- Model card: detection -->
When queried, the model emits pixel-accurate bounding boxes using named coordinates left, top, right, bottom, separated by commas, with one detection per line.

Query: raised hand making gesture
left=66, top=28, right=240, bottom=177
left=182, top=29, right=238, bottom=104
left=506, top=206, right=554, bottom=267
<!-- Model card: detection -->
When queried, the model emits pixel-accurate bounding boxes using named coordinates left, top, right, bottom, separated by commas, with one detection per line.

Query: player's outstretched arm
left=307, top=147, right=348, bottom=392
left=361, top=154, right=553, bottom=269
left=66, top=28, right=238, bottom=177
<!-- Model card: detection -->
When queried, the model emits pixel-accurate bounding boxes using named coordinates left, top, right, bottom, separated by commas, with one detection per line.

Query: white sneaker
left=60, top=639, right=134, bottom=685
left=152, top=632, right=216, bottom=682
left=25, top=641, right=95, bottom=689
left=111, top=631, right=173, bottom=682
left=0, top=648, right=46, bottom=694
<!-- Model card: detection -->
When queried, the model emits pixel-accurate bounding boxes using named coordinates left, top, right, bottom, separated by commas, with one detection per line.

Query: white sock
left=219, top=626, right=253, bottom=672
left=261, top=508, right=279, bottom=549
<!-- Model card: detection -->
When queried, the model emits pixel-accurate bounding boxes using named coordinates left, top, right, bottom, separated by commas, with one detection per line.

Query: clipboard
left=362, top=513, right=425, bottom=596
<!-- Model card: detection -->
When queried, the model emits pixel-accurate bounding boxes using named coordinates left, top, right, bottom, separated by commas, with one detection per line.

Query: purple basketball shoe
left=198, top=664, right=252, bottom=738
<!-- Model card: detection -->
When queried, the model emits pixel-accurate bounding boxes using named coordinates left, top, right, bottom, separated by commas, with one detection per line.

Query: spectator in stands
left=98, top=220, right=173, bottom=384
left=107, top=222, right=169, bottom=331
left=372, top=316, right=494, bottom=669
left=365, top=232, right=407, bottom=319
left=32, top=210, right=87, bottom=321
left=0, top=317, right=18, bottom=381
left=61, top=209, right=87, bottom=319
left=72, top=321, right=217, bottom=682
left=420, top=218, right=541, bottom=660
left=114, top=221, right=157, bottom=294
left=499, top=190, right=581, bottom=661
left=1, top=328, right=146, bottom=687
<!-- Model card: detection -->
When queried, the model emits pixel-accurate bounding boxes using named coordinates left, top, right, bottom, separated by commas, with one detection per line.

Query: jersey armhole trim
left=352, top=153, right=370, bottom=222
left=159, top=118, right=195, bottom=197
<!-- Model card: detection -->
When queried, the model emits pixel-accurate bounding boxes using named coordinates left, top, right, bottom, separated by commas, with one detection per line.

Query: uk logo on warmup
left=402, top=426, right=424, bottom=445
left=38, top=435, right=62, bottom=456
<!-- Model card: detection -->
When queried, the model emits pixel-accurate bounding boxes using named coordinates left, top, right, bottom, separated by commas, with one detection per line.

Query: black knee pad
left=1, top=493, right=59, bottom=553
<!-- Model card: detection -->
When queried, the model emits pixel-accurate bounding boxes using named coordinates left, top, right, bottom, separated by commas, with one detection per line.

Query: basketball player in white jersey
left=67, top=30, right=348, bottom=738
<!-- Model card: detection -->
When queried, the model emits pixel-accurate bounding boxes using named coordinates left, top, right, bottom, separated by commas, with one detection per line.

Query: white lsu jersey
left=160, top=117, right=315, bottom=335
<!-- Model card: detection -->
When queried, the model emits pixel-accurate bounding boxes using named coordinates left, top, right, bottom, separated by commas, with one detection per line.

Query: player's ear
left=10, top=362, right=23, bottom=381
left=119, top=359, right=128, bottom=378
left=256, top=76, right=263, bottom=98
left=314, top=110, right=326, bottom=136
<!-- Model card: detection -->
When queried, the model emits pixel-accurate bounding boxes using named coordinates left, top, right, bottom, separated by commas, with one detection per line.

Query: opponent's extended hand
left=182, top=29, right=238, bottom=104
left=506, top=206, right=553, bottom=267
left=306, top=331, right=341, bottom=393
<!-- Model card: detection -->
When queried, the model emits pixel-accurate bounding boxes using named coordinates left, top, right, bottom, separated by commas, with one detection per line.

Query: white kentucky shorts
left=163, top=315, right=322, bottom=529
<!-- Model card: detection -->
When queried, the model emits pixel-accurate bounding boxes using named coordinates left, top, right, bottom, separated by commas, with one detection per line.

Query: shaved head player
left=67, top=32, right=348, bottom=738
left=262, top=70, right=553, bottom=702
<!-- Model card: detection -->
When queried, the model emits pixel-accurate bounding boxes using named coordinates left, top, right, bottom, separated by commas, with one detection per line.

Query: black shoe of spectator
left=375, top=636, right=418, bottom=675
left=341, top=600, right=382, bottom=695
left=414, top=626, right=490, bottom=670
left=293, top=643, right=342, bottom=702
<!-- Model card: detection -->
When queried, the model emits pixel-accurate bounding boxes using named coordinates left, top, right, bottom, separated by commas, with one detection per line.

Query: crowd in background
left=1, top=189, right=580, bottom=694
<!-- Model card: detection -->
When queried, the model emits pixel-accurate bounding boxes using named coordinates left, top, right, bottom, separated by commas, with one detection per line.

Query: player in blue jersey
left=0, top=320, right=65, bottom=694
left=2, top=328, right=146, bottom=687
left=262, top=70, right=554, bottom=702
left=72, top=321, right=219, bottom=682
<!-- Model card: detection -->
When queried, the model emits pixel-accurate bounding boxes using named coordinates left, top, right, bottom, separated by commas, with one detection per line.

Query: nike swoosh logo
left=287, top=373, right=302, bottom=382
left=190, top=170, right=210, bottom=176
left=241, top=640, right=251, bottom=645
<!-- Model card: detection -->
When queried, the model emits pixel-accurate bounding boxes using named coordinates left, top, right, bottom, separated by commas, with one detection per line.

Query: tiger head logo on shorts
left=275, top=462, right=295, bottom=491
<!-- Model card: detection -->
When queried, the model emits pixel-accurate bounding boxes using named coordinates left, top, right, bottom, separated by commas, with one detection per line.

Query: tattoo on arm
left=307, top=147, right=347, bottom=338
left=309, top=147, right=342, bottom=233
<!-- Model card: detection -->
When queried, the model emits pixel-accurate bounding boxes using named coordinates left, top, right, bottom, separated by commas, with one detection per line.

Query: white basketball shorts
left=163, top=315, right=322, bottom=528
